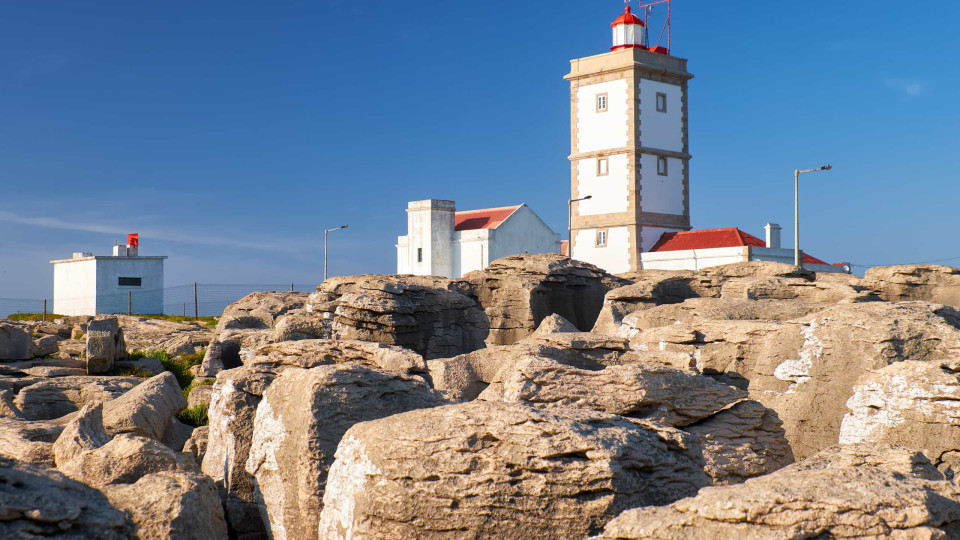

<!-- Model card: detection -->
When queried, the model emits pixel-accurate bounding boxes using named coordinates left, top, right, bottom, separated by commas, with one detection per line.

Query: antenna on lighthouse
left=637, top=0, right=677, bottom=55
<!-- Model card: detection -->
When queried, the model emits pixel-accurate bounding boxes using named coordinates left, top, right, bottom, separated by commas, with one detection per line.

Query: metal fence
left=0, top=283, right=318, bottom=319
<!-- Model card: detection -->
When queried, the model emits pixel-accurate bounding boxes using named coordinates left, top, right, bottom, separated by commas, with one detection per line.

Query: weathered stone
left=597, top=444, right=960, bottom=539
left=116, top=315, right=212, bottom=357
left=0, top=321, right=37, bottom=360
left=271, top=313, right=326, bottom=342
left=34, top=334, right=61, bottom=357
left=317, top=401, right=710, bottom=540
left=59, top=433, right=181, bottom=487
left=863, top=264, right=960, bottom=306
left=86, top=316, right=126, bottom=374
left=102, top=372, right=187, bottom=441
left=188, top=383, right=215, bottom=409
left=0, top=457, right=131, bottom=538
left=114, top=355, right=166, bottom=375
left=162, top=417, right=195, bottom=452
left=14, top=376, right=139, bottom=420
left=463, top=254, right=631, bottom=345
left=217, top=292, right=309, bottom=334
left=53, top=401, right=109, bottom=467
left=104, top=470, right=228, bottom=540
left=245, top=364, right=448, bottom=540
left=183, top=425, right=209, bottom=462
left=0, top=417, right=62, bottom=466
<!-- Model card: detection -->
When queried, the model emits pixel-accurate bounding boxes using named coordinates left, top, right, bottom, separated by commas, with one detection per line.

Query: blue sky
left=1, top=1, right=958, bottom=299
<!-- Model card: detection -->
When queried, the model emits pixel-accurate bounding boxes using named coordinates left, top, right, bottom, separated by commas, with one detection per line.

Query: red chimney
left=127, top=233, right=139, bottom=247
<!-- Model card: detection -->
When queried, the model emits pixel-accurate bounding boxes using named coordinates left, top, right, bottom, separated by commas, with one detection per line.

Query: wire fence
left=0, top=283, right=318, bottom=319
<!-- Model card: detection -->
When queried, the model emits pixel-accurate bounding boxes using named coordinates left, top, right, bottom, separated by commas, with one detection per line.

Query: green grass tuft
left=177, top=403, right=208, bottom=427
left=115, top=367, right=156, bottom=378
left=128, top=348, right=206, bottom=393
left=7, top=313, right=67, bottom=322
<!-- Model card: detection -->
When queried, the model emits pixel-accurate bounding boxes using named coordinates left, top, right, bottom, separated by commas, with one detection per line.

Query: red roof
left=455, top=205, right=522, bottom=232
left=560, top=240, right=569, bottom=257
left=611, top=5, right=644, bottom=27
left=649, top=227, right=831, bottom=266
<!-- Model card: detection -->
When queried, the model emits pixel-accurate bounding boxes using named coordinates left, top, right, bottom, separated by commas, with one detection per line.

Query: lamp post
left=324, top=225, right=348, bottom=281
left=794, top=165, right=832, bottom=268
left=568, top=195, right=592, bottom=260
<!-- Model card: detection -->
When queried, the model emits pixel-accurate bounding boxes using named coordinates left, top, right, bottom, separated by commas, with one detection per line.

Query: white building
left=396, top=200, right=560, bottom=278
left=640, top=224, right=849, bottom=273
left=565, top=6, right=693, bottom=274
left=50, top=234, right=167, bottom=316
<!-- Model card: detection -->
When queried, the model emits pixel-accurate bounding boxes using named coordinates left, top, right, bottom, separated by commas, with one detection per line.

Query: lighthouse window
left=657, top=156, right=669, bottom=176
left=417, top=248, right=423, bottom=263
left=596, top=229, right=608, bottom=247
left=118, top=277, right=142, bottom=287
left=596, top=93, right=608, bottom=113
left=656, top=92, right=667, bottom=113
left=597, top=157, right=609, bottom=176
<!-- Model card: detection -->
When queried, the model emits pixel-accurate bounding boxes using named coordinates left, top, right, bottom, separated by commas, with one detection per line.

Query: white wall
left=455, top=230, right=490, bottom=277
left=577, top=154, right=630, bottom=216
left=396, top=236, right=409, bottom=274
left=53, top=259, right=98, bottom=316
left=639, top=79, right=683, bottom=152
left=749, top=247, right=847, bottom=273
left=576, top=79, right=629, bottom=154
left=404, top=201, right=455, bottom=278
left=488, top=206, right=561, bottom=265
left=95, top=258, right=164, bottom=315
left=639, top=154, right=684, bottom=216
left=641, top=247, right=747, bottom=271
left=574, top=226, right=631, bottom=274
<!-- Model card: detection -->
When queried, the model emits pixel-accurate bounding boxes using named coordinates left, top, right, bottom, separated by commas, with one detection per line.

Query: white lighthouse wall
left=576, top=79, right=629, bottom=154
left=639, top=79, right=683, bottom=152
left=95, top=259, right=165, bottom=315
left=577, top=154, right=630, bottom=216
left=53, top=260, right=98, bottom=316
left=574, top=226, right=630, bottom=274
left=639, top=154, right=684, bottom=215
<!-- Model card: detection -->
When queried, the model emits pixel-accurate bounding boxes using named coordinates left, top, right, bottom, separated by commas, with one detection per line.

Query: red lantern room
left=611, top=5, right=645, bottom=51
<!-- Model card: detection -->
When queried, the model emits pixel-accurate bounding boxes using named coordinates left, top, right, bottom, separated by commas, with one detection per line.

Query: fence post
left=43, top=300, right=47, bottom=322
left=194, top=283, right=199, bottom=322
left=128, top=292, right=132, bottom=316
left=183, top=302, right=186, bottom=317
left=291, top=283, right=294, bottom=292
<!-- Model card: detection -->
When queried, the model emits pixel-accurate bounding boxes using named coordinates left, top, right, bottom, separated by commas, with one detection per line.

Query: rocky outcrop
left=245, top=364, right=447, bottom=540
left=463, top=254, right=631, bottom=346
left=102, top=372, right=187, bottom=441
left=59, top=433, right=182, bottom=487
left=863, top=264, right=960, bottom=307
left=621, top=300, right=960, bottom=459
left=202, top=339, right=429, bottom=538
left=0, top=417, right=62, bottom=466
left=0, top=321, right=37, bottom=360
left=840, top=360, right=960, bottom=476
left=13, top=375, right=139, bottom=420
left=596, top=444, right=960, bottom=539
left=217, top=292, right=310, bottom=334
left=318, top=401, right=710, bottom=540
left=183, top=425, right=209, bottom=462
left=0, top=457, right=131, bottom=538
left=53, top=401, right=109, bottom=467
left=482, top=357, right=793, bottom=484
left=86, top=316, right=127, bottom=374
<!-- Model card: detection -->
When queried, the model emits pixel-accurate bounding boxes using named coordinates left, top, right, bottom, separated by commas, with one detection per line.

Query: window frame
left=656, top=92, right=667, bottom=113
left=596, top=156, right=609, bottom=177
left=417, top=248, right=423, bottom=263
left=657, top=156, right=669, bottom=176
left=118, top=277, right=142, bottom=287
left=596, top=229, right=608, bottom=248
left=596, top=93, right=608, bottom=113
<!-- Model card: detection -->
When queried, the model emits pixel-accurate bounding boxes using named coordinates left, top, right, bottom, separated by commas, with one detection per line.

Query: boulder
left=216, top=292, right=309, bottom=334
left=188, top=383, right=215, bottom=409
left=245, top=364, right=448, bottom=540
left=463, top=254, right=631, bottom=345
left=86, top=316, right=127, bottom=374
left=0, top=457, right=131, bottom=538
left=14, top=376, right=139, bottom=420
left=270, top=313, right=327, bottom=342
left=183, top=425, right=209, bottom=462
left=114, top=356, right=166, bottom=376
left=863, top=264, right=960, bottom=306
left=163, top=417, right=195, bottom=452
left=34, top=334, right=61, bottom=357
left=58, top=433, right=181, bottom=487
left=102, top=372, right=187, bottom=441
left=840, top=360, right=960, bottom=476
left=0, top=321, right=37, bottom=360
left=53, top=401, right=110, bottom=467
left=0, top=417, right=62, bottom=466
left=104, top=471, right=228, bottom=540
left=317, top=401, right=710, bottom=540
left=116, top=315, right=212, bottom=356
left=596, top=444, right=960, bottom=539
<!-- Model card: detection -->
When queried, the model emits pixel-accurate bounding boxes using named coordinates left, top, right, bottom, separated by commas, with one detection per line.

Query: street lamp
left=794, top=165, right=832, bottom=268
left=568, top=195, right=592, bottom=260
left=324, top=225, right=348, bottom=281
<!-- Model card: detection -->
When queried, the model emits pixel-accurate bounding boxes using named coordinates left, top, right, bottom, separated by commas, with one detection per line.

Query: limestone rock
left=102, top=372, right=187, bottom=441
left=271, top=313, right=327, bottom=342
left=596, top=444, right=960, bottom=539
left=0, top=457, right=131, bottom=538
left=863, top=264, right=960, bottom=306
left=183, top=425, right=209, bottom=462
left=463, top=254, right=631, bottom=346
left=317, top=402, right=710, bottom=540
left=59, top=433, right=181, bottom=487
left=0, top=417, right=62, bottom=466
left=104, top=470, right=228, bottom=540
left=115, top=356, right=166, bottom=376
left=245, top=364, right=448, bottom=540
left=840, top=360, right=960, bottom=475
left=162, top=417, right=195, bottom=452
left=188, top=383, right=215, bottom=409
left=116, top=315, right=212, bottom=357
left=34, top=334, right=61, bottom=357
left=86, top=316, right=127, bottom=374
left=0, top=321, right=37, bottom=360
left=217, top=292, right=309, bottom=334
left=53, top=401, right=109, bottom=467
left=14, top=376, right=139, bottom=420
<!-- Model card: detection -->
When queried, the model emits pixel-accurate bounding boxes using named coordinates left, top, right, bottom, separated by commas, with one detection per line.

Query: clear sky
left=2, top=1, right=959, bottom=299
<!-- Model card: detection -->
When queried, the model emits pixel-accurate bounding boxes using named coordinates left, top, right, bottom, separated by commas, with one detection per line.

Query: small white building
left=639, top=223, right=849, bottom=273
left=50, top=234, right=167, bottom=316
left=396, top=200, right=561, bottom=278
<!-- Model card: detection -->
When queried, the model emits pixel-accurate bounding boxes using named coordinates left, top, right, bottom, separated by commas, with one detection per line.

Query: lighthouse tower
left=565, top=5, right=693, bottom=274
